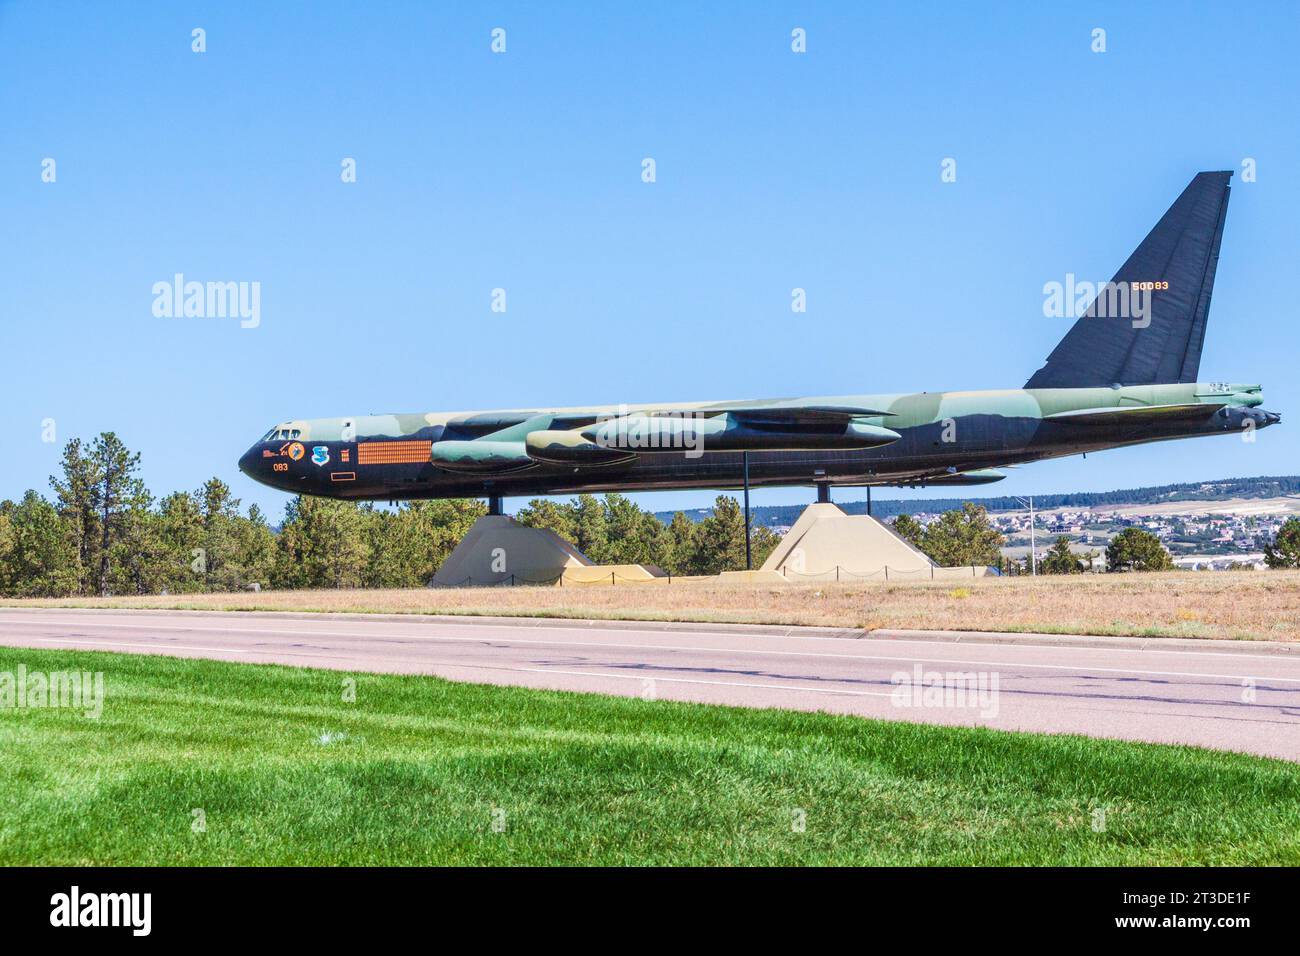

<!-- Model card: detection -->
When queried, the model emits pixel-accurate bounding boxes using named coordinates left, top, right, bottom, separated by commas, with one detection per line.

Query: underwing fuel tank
left=898, top=468, right=1007, bottom=487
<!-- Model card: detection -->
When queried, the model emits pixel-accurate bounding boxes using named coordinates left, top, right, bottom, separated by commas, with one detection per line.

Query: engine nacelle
left=430, top=440, right=535, bottom=473
left=525, top=431, right=638, bottom=466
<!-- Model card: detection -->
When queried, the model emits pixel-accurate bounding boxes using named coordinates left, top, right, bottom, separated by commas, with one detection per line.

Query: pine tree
left=638, top=511, right=676, bottom=571
left=275, top=496, right=371, bottom=588
left=237, top=503, right=278, bottom=588
left=515, top=499, right=577, bottom=543
left=50, top=438, right=99, bottom=595
left=362, top=505, right=407, bottom=588
left=890, top=514, right=925, bottom=548
left=601, top=494, right=652, bottom=565
left=919, top=503, right=1004, bottom=567
left=157, top=491, right=204, bottom=592
left=1040, top=535, right=1084, bottom=574
left=689, top=496, right=748, bottom=574
left=198, top=478, right=244, bottom=589
left=0, top=506, right=12, bottom=593
left=84, top=433, right=150, bottom=596
left=750, top=524, right=782, bottom=567
left=1105, top=527, right=1174, bottom=572
left=572, top=494, right=609, bottom=563
left=114, top=501, right=168, bottom=595
left=0, top=491, right=79, bottom=596
left=665, top=512, right=697, bottom=576
left=410, top=499, right=487, bottom=578
left=1264, top=517, right=1300, bottom=569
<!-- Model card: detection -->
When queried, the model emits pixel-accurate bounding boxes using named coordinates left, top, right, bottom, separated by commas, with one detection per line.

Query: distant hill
left=654, top=476, right=1300, bottom=528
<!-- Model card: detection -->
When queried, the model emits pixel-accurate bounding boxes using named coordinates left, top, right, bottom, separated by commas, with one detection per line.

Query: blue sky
left=3, top=1, right=1297, bottom=519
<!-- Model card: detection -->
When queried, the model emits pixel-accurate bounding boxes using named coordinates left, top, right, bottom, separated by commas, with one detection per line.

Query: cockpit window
left=261, top=426, right=302, bottom=442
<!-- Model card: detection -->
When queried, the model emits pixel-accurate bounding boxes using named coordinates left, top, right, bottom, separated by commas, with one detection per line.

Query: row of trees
left=888, top=507, right=1197, bottom=574
left=2, top=432, right=286, bottom=596
left=1015, top=528, right=1173, bottom=574
left=0, top=433, right=783, bottom=597
left=7, top=432, right=1297, bottom=596
left=515, top=494, right=780, bottom=576
left=891, top=503, right=1005, bottom=568
left=888, top=511, right=1300, bottom=574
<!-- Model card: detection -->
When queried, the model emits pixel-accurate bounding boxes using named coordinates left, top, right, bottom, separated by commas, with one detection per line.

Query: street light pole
left=1030, top=496, right=1036, bottom=576
left=742, top=451, right=752, bottom=570
left=1014, top=495, right=1037, bottom=576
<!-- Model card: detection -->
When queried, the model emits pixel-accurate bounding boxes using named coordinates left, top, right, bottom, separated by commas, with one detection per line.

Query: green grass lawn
left=1, top=645, right=1296, bottom=865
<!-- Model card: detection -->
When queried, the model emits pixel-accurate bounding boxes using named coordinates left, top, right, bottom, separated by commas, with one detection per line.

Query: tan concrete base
left=760, top=502, right=995, bottom=581
left=716, top=569, right=793, bottom=585
left=559, top=564, right=667, bottom=586
left=431, top=515, right=666, bottom=587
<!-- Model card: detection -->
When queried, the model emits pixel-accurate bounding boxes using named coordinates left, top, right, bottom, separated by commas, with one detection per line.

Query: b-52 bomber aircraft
left=240, top=171, right=1279, bottom=509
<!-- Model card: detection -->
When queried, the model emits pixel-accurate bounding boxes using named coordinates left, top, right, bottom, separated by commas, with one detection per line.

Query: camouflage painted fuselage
left=240, top=173, right=1279, bottom=502
left=238, top=383, right=1278, bottom=501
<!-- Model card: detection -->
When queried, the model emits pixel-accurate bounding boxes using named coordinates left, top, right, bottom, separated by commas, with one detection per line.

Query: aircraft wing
left=683, top=403, right=893, bottom=424
left=432, top=403, right=901, bottom=472
left=441, top=411, right=600, bottom=439
left=1045, top=403, right=1225, bottom=426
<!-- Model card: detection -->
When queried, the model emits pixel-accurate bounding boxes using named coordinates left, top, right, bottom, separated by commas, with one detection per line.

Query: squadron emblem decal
left=311, top=445, right=330, bottom=466
left=286, top=442, right=306, bottom=461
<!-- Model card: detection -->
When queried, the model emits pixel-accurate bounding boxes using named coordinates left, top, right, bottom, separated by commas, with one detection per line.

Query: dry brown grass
left=6, top=570, right=1300, bottom=641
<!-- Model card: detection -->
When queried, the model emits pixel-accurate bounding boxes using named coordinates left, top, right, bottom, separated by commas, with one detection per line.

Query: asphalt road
left=1, top=607, right=1298, bottom=761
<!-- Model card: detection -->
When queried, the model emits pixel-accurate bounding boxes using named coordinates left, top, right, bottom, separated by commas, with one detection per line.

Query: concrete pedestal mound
left=431, top=507, right=993, bottom=587
left=431, top=515, right=591, bottom=587
left=760, top=503, right=995, bottom=581
left=431, top=515, right=667, bottom=587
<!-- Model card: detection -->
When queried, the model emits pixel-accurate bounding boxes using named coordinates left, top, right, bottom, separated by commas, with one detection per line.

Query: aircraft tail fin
left=1025, top=171, right=1232, bottom=389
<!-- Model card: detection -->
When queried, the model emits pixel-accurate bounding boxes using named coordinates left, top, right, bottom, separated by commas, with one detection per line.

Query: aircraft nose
left=238, top=445, right=259, bottom=475
left=1265, top=410, right=1282, bottom=425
